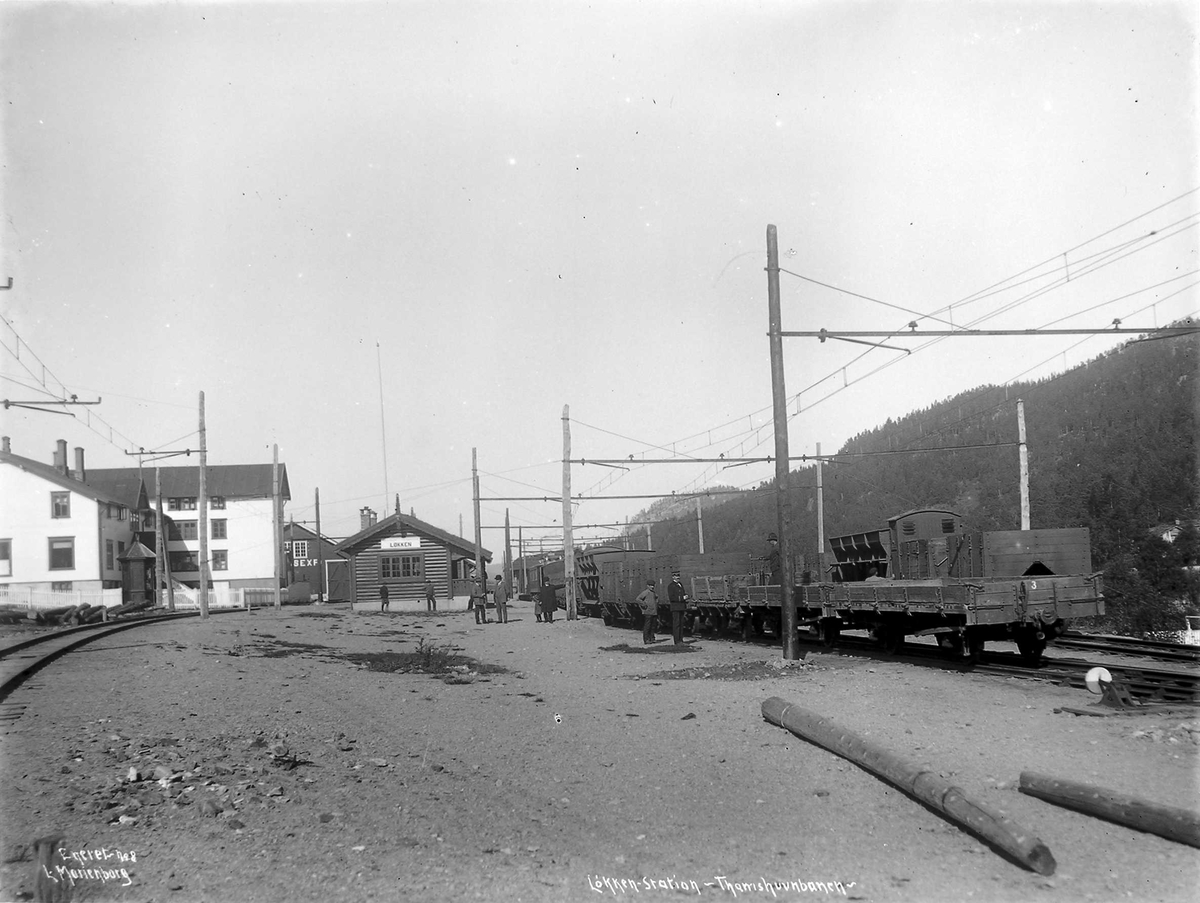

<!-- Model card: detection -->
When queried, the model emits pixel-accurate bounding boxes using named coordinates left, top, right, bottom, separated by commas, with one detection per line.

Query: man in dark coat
left=538, top=578, right=561, bottom=624
left=667, top=571, right=688, bottom=645
left=379, top=583, right=390, bottom=613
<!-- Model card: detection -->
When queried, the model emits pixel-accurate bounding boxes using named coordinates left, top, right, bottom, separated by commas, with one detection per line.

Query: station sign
left=381, top=536, right=421, bottom=550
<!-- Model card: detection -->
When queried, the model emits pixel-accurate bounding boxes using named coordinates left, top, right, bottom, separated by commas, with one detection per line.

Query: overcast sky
left=1, top=1, right=1196, bottom=550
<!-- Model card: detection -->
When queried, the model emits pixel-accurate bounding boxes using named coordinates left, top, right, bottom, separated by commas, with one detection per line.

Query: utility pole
left=377, top=343, right=389, bottom=514
left=472, top=448, right=484, bottom=600
left=198, top=391, right=209, bottom=619
left=315, top=487, right=325, bottom=604
left=504, top=508, right=512, bottom=594
left=273, top=444, right=281, bottom=611
left=156, top=467, right=173, bottom=611
left=816, top=441, right=826, bottom=581
left=1017, top=399, right=1031, bottom=530
left=518, top=526, right=526, bottom=595
left=767, top=224, right=799, bottom=660
left=562, top=405, right=576, bottom=619
left=696, top=496, right=705, bottom=553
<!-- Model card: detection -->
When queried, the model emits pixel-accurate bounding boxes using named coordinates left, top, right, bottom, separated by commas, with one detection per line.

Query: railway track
left=0, top=609, right=234, bottom=704
left=1053, top=631, right=1200, bottom=664
left=671, top=618, right=1200, bottom=705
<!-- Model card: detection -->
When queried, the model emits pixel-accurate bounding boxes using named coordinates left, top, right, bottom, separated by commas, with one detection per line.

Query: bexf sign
left=381, top=536, right=421, bottom=550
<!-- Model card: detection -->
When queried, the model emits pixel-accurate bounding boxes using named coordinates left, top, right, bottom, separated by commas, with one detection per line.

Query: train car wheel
left=877, top=626, right=903, bottom=655
left=1015, top=631, right=1046, bottom=667
left=602, top=611, right=613, bottom=627
left=818, top=619, right=841, bottom=648
left=963, top=634, right=986, bottom=667
left=740, top=612, right=754, bottom=641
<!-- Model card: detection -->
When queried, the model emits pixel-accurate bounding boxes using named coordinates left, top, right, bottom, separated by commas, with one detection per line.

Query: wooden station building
left=334, top=508, right=490, bottom=607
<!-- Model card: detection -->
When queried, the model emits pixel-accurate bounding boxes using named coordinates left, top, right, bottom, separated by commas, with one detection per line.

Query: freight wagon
left=593, top=508, right=1104, bottom=665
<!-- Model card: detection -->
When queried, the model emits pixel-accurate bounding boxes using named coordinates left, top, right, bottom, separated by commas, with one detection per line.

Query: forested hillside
left=627, top=332, right=1198, bottom=632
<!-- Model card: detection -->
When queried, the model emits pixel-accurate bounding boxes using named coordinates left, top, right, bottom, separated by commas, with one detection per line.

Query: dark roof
left=335, top=512, right=490, bottom=561
left=86, top=464, right=290, bottom=502
left=83, top=469, right=148, bottom=511
left=283, top=521, right=346, bottom=550
left=119, top=540, right=156, bottom=561
left=0, top=450, right=125, bottom=505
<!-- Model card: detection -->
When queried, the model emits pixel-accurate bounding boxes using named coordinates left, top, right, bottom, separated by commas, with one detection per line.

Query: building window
left=51, top=581, right=73, bottom=591
left=118, top=541, right=126, bottom=559
left=169, top=551, right=199, bottom=572
left=381, top=554, right=423, bottom=581
left=52, top=492, right=71, bottom=518
left=292, top=540, right=309, bottom=560
left=106, top=539, right=115, bottom=571
left=212, top=550, right=228, bottom=571
left=211, top=496, right=226, bottom=510
left=212, top=519, right=227, bottom=540
left=119, top=507, right=127, bottom=521
left=0, top=539, right=11, bottom=577
left=168, top=498, right=180, bottom=511
left=105, top=504, right=113, bottom=519
left=181, top=497, right=197, bottom=510
left=49, top=537, right=75, bottom=570
left=177, top=521, right=198, bottom=541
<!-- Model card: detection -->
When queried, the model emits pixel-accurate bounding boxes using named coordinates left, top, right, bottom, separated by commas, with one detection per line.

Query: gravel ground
left=1, top=601, right=1198, bottom=903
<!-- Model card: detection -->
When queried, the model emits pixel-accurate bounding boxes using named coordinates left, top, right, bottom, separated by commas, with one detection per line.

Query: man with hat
left=635, top=579, right=659, bottom=644
left=667, top=571, right=688, bottom=645
left=493, top=573, right=510, bottom=624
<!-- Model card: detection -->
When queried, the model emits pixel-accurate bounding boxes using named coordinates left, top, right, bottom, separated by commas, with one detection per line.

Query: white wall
left=0, top=464, right=135, bottom=589
left=165, top=496, right=281, bottom=584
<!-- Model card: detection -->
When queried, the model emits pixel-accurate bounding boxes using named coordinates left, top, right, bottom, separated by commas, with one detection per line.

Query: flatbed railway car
left=594, top=508, right=1104, bottom=664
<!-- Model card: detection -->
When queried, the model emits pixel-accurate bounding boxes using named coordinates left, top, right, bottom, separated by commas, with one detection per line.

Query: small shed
left=334, top=513, right=490, bottom=607
left=283, top=522, right=349, bottom=602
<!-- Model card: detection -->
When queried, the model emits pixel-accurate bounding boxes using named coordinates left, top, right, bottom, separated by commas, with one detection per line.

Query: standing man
left=379, top=583, right=390, bottom=613
left=764, top=533, right=783, bottom=586
left=493, top=573, right=509, bottom=624
left=667, top=571, right=688, bottom=645
left=636, top=580, right=659, bottom=645
left=423, top=578, right=437, bottom=612
left=473, top=578, right=489, bottom=624
left=538, top=577, right=561, bottom=624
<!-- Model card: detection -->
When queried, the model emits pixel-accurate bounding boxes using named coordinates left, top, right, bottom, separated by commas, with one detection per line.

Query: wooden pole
left=519, top=526, right=526, bottom=595
left=1017, top=399, right=1030, bottom=530
left=273, top=444, right=281, bottom=611
left=155, top=467, right=172, bottom=611
left=1019, top=771, right=1200, bottom=849
left=696, top=496, right=705, bottom=553
left=198, top=391, right=209, bottom=619
left=315, top=487, right=325, bottom=603
left=816, top=441, right=826, bottom=581
left=504, top=508, right=512, bottom=594
left=472, top=449, right=484, bottom=610
left=562, top=404, right=576, bottom=619
left=767, top=225, right=798, bottom=659
left=763, top=697, right=1055, bottom=874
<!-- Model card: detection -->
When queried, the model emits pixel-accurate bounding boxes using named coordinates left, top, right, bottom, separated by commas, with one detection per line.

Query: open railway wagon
left=596, top=508, right=1104, bottom=665
left=519, top=546, right=647, bottom=614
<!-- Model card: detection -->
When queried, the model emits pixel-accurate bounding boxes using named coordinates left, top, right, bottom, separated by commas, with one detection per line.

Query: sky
left=1, top=0, right=1197, bottom=554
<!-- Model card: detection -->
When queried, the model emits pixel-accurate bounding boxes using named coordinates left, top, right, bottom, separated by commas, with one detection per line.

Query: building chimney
left=54, top=439, right=68, bottom=474
left=1, top=437, right=9, bottom=454
left=74, top=446, right=86, bottom=482
left=360, top=506, right=378, bottom=530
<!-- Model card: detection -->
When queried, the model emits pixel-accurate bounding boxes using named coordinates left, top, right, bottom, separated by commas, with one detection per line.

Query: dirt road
left=1, top=602, right=1197, bottom=902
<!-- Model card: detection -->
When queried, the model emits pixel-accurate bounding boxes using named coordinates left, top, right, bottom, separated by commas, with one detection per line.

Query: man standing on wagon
left=667, top=571, right=688, bottom=645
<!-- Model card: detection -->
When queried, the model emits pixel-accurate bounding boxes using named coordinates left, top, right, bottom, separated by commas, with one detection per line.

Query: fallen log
left=1019, top=771, right=1200, bottom=849
left=54, top=606, right=81, bottom=625
left=80, top=606, right=107, bottom=624
left=108, top=600, right=152, bottom=618
left=762, top=696, right=1055, bottom=875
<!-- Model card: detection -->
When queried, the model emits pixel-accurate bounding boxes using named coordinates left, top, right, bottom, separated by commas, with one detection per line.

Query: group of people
left=634, top=571, right=688, bottom=646
left=380, top=579, right=441, bottom=612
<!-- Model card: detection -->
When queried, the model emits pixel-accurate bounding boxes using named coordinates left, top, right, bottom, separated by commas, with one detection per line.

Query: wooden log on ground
left=54, top=606, right=81, bottom=625
left=1019, top=771, right=1200, bottom=849
left=108, top=600, right=152, bottom=618
left=80, top=606, right=106, bottom=624
left=37, top=606, right=72, bottom=622
left=762, top=695, right=1055, bottom=875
